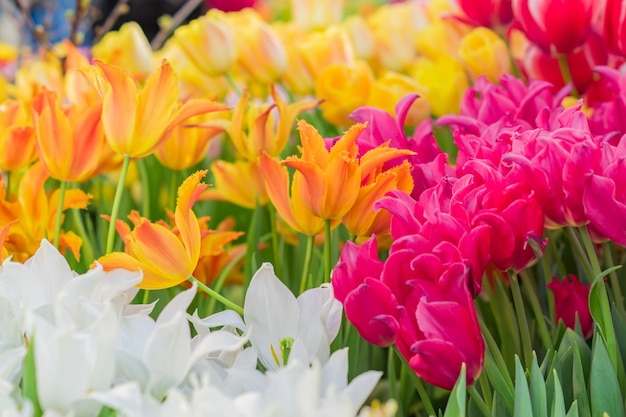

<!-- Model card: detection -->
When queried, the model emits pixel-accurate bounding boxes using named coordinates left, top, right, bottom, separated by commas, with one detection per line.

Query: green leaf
left=558, top=329, right=592, bottom=378
left=514, top=356, right=532, bottom=417
left=589, top=333, right=624, bottom=417
left=530, top=352, right=548, bottom=417
left=444, top=363, right=466, bottom=417
left=485, top=351, right=515, bottom=413
left=556, top=345, right=574, bottom=407
left=492, top=393, right=513, bottom=417
left=566, top=401, right=580, bottom=417
left=588, top=266, right=621, bottom=370
left=572, top=343, right=591, bottom=417
left=22, top=337, right=42, bottom=417
left=551, top=370, right=566, bottom=417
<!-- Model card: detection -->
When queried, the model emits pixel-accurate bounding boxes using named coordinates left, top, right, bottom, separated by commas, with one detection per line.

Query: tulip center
left=270, top=337, right=294, bottom=366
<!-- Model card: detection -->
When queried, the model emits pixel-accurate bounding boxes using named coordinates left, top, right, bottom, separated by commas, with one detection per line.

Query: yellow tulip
left=315, top=60, right=374, bottom=126
left=92, top=22, right=155, bottom=80
left=290, top=0, right=343, bottom=31
left=409, top=55, right=469, bottom=116
left=458, top=27, right=511, bottom=82
left=367, top=72, right=430, bottom=126
left=200, top=160, right=269, bottom=209
left=342, top=15, right=375, bottom=60
left=298, top=26, right=355, bottom=79
left=173, top=10, right=237, bottom=77
left=272, top=22, right=316, bottom=95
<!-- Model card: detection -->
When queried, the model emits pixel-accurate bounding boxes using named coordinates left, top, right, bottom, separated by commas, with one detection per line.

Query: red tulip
left=602, top=0, right=626, bottom=57
left=512, top=0, right=598, bottom=54
left=331, top=236, right=400, bottom=347
left=452, top=0, right=514, bottom=29
left=547, top=274, right=592, bottom=338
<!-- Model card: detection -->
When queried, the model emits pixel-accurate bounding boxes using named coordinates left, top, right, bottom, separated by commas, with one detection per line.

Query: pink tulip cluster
left=332, top=57, right=626, bottom=388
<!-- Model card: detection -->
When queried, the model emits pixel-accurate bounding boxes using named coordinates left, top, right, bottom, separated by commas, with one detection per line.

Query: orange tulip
left=32, top=88, right=105, bottom=182
left=229, top=86, right=319, bottom=161
left=193, top=217, right=245, bottom=286
left=0, top=163, right=89, bottom=262
left=93, top=60, right=229, bottom=158
left=0, top=99, right=37, bottom=172
left=282, top=121, right=365, bottom=220
left=97, top=170, right=209, bottom=289
left=260, top=152, right=328, bottom=235
left=154, top=114, right=228, bottom=171
left=200, top=159, right=269, bottom=209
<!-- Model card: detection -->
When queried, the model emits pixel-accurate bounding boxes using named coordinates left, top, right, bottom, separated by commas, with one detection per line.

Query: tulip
left=273, top=23, right=316, bottom=95
left=332, top=236, right=400, bottom=347
left=228, top=86, right=319, bottom=161
left=341, top=15, right=375, bottom=60
left=153, top=114, right=227, bottom=171
left=458, top=27, right=511, bottom=82
left=0, top=99, right=36, bottom=172
left=172, top=10, right=237, bottom=77
left=547, top=274, right=592, bottom=338
left=226, top=9, right=287, bottom=85
left=366, top=72, right=430, bottom=126
left=315, top=60, right=375, bottom=126
left=603, top=0, right=626, bottom=57
left=297, top=26, right=356, bottom=79
left=451, top=0, right=513, bottom=28
left=290, top=0, right=343, bottom=31
left=91, top=22, right=155, bottom=80
left=512, top=0, right=597, bottom=55
left=0, top=163, right=89, bottom=262
left=93, top=60, right=228, bottom=158
left=409, top=55, right=469, bottom=116
left=259, top=152, right=328, bottom=236
left=201, top=159, right=269, bottom=209
left=367, top=4, right=418, bottom=72
left=98, top=171, right=208, bottom=289
left=32, top=88, right=105, bottom=183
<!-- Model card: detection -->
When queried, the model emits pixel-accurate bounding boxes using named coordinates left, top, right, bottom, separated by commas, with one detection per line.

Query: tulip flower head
left=98, top=170, right=209, bottom=289
left=547, top=274, right=592, bottom=338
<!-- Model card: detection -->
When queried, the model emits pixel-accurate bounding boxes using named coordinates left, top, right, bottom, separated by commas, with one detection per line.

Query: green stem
left=603, top=242, right=626, bottom=318
left=579, top=226, right=601, bottom=276
left=387, top=347, right=402, bottom=417
left=557, top=54, right=578, bottom=96
left=394, top=347, right=436, bottom=417
left=4, top=170, right=10, bottom=199
left=477, top=315, right=515, bottom=392
left=519, top=270, right=553, bottom=350
left=267, top=204, right=282, bottom=279
left=71, top=207, right=95, bottom=265
left=106, top=155, right=131, bottom=254
left=136, top=158, right=151, bottom=219
left=188, top=275, right=243, bottom=315
left=509, top=271, right=532, bottom=366
left=224, top=73, right=242, bottom=96
left=299, top=234, right=315, bottom=294
left=142, top=289, right=150, bottom=305
left=565, top=227, right=594, bottom=281
left=53, top=180, right=68, bottom=249
left=206, top=249, right=247, bottom=315
left=169, top=169, right=179, bottom=211
left=323, top=219, right=331, bottom=284
left=468, top=385, right=492, bottom=417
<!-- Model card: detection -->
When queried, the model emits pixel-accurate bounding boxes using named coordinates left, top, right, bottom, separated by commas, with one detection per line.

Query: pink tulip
left=205, top=0, right=257, bottom=12
left=512, top=0, right=598, bottom=55
left=331, top=236, right=400, bottom=347
left=395, top=262, right=484, bottom=390
left=547, top=274, right=593, bottom=338
left=451, top=0, right=514, bottom=28
left=602, top=0, right=626, bottom=57
left=584, top=143, right=626, bottom=247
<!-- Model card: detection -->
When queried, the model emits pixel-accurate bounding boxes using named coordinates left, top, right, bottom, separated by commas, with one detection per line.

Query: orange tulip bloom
left=97, top=170, right=209, bottom=289
left=193, top=217, right=245, bottom=286
left=32, top=88, right=105, bottom=182
left=154, top=114, right=228, bottom=171
left=260, top=152, right=328, bottom=236
left=0, top=163, right=89, bottom=262
left=94, top=60, right=229, bottom=158
left=200, top=159, right=269, bottom=209
left=229, top=86, right=319, bottom=161
left=0, top=99, right=37, bottom=172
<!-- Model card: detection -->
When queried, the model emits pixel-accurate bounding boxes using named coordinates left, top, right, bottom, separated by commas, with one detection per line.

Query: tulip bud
left=547, top=275, right=592, bottom=339
left=315, top=60, right=375, bottom=126
left=297, top=26, right=355, bottom=79
left=173, top=11, right=237, bottom=77
left=92, top=22, right=154, bottom=80
left=458, top=27, right=511, bottom=82
left=290, top=0, right=343, bottom=31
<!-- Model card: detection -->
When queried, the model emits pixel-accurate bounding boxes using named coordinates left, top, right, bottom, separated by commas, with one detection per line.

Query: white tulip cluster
left=0, top=240, right=384, bottom=417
